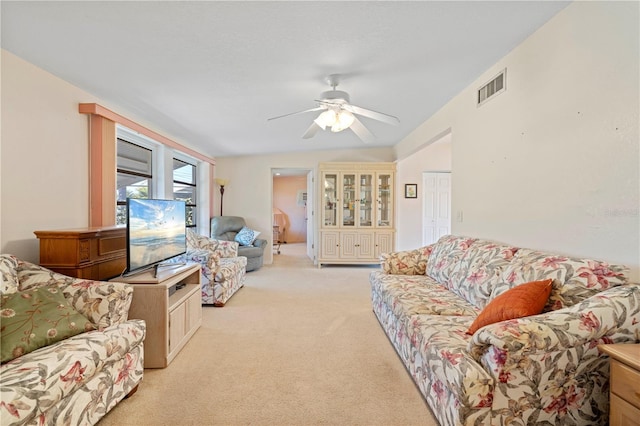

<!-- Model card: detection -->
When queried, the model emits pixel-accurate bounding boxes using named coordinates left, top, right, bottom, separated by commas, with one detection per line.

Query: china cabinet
left=318, top=162, right=395, bottom=266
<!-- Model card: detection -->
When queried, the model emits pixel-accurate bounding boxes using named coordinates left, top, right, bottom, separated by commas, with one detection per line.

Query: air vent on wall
left=477, top=69, right=506, bottom=107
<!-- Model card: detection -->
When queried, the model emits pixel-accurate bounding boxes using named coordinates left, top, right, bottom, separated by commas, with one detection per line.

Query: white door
left=422, top=172, right=451, bottom=245
left=306, top=171, right=314, bottom=261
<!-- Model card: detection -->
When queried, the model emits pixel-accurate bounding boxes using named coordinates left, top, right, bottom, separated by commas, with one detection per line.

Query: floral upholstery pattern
left=370, top=272, right=479, bottom=320
left=183, top=229, right=246, bottom=306
left=201, top=257, right=248, bottom=305
left=449, top=240, right=519, bottom=309
left=469, top=285, right=640, bottom=425
left=380, top=244, right=434, bottom=275
left=502, top=248, right=629, bottom=311
left=0, top=255, right=145, bottom=426
left=187, top=228, right=238, bottom=258
left=0, top=254, right=19, bottom=294
left=426, top=235, right=477, bottom=288
left=15, top=261, right=134, bottom=330
left=370, top=235, right=639, bottom=426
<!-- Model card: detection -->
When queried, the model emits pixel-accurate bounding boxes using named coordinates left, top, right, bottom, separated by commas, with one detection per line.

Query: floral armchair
left=182, top=229, right=247, bottom=306
left=0, top=254, right=145, bottom=425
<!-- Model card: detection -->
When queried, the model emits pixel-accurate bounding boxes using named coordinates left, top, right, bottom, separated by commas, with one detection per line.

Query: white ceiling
left=1, top=1, right=569, bottom=158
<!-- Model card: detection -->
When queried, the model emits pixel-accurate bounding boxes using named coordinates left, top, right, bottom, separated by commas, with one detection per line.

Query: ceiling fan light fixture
left=314, top=109, right=337, bottom=130
left=331, top=110, right=355, bottom=132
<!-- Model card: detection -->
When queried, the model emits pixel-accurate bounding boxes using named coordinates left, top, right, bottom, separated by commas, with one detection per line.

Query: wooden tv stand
left=113, top=263, right=202, bottom=368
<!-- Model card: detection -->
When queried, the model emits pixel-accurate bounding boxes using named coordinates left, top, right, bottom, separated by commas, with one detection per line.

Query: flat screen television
left=126, top=198, right=187, bottom=276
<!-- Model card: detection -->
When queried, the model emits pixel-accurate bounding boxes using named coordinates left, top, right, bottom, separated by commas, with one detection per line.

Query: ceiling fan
left=267, top=74, right=400, bottom=144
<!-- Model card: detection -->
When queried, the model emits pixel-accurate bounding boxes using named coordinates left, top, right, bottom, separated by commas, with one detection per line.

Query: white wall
left=1, top=50, right=95, bottom=261
left=0, top=50, right=213, bottom=262
left=4, top=1, right=638, bottom=280
left=214, top=147, right=394, bottom=265
left=394, top=1, right=640, bottom=280
left=396, top=132, right=452, bottom=250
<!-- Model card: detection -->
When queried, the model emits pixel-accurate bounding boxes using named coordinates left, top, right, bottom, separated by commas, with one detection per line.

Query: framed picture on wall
left=405, top=184, right=417, bottom=199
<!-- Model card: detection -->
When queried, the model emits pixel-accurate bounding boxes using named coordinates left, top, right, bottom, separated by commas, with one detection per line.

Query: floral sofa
left=177, top=229, right=247, bottom=306
left=370, top=235, right=640, bottom=426
left=0, top=254, right=146, bottom=426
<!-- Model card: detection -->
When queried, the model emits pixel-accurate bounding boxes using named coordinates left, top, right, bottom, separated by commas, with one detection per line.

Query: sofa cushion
left=235, top=226, right=260, bottom=246
left=0, top=254, right=19, bottom=295
left=502, top=249, right=629, bottom=310
left=427, top=235, right=477, bottom=288
left=466, top=279, right=553, bottom=335
left=448, top=240, right=519, bottom=308
left=370, top=271, right=480, bottom=320
left=1, top=286, right=95, bottom=363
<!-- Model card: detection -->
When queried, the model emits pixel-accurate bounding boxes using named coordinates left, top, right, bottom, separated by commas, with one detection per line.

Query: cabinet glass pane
left=342, top=174, right=356, bottom=227
left=377, top=173, right=393, bottom=227
left=359, top=174, right=373, bottom=227
left=322, top=173, right=338, bottom=226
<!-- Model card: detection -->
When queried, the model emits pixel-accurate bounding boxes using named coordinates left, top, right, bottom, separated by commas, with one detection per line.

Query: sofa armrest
left=469, top=285, right=640, bottom=359
left=253, top=238, right=268, bottom=250
left=380, top=244, right=434, bottom=275
left=184, top=248, right=219, bottom=282
left=464, top=285, right=639, bottom=422
left=16, top=260, right=134, bottom=330
left=63, top=280, right=133, bottom=330
left=468, top=285, right=640, bottom=391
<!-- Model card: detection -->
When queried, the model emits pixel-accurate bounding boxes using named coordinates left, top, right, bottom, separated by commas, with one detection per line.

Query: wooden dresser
left=34, top=226, right=126, bottom=280
left=599, top=344, right=640, bottom=425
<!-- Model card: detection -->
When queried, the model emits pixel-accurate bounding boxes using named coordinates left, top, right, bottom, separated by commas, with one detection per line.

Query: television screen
left=126, top=198, right=187, bottom=274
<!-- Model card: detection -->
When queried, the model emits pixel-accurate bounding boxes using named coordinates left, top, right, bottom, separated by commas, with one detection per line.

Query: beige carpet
left=99, top=244, right=439, bottom=426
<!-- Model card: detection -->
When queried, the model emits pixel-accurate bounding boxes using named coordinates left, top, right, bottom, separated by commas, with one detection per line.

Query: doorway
left=422, top=172, right=451, bottom=245
left=272, top=168, right=314, bottom=262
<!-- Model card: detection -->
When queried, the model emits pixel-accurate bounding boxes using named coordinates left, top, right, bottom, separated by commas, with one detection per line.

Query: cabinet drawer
left=610, top=393, right=640, bottom=426
left=611, top=360, right=640, bottom=409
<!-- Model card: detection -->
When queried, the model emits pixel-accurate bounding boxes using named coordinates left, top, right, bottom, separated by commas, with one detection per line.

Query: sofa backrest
left=501, top=248, right=629, bottom=311
left=425, top=236, right=629, bottom=311
left=447, top=239, right=520, bottom=309
left=426, top=235, right=478, bottom=287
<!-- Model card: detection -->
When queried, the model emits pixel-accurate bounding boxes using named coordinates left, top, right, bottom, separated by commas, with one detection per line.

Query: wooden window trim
left=80, top=103, right=216, bottom=227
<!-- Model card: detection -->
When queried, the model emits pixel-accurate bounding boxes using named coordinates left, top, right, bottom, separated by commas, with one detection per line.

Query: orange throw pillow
left=466, top=279, right=553, bottom=335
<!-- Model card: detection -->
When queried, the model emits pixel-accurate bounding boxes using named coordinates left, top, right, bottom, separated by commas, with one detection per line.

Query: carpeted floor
left=99, top=243, right=439, bottom=425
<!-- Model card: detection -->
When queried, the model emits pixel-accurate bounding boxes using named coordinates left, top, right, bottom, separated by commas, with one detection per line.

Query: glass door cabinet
left=318, top=163, right=396, bottom=267
left=322, top=173, right=338, bottom=227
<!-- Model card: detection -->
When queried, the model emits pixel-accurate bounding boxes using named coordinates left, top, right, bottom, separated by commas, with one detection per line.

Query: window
left=116, top=139, right=153, bottom=225
left=173, top=158, right=197, bottom=227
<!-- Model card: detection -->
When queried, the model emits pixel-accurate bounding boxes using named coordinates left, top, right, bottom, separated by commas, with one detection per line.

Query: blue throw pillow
left=235, top=226, right=260, bottom=246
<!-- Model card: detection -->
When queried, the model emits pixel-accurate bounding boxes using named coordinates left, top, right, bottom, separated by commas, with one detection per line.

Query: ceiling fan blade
left=302, top=122, right=321, bottom=139
left=344, top=104, right=400, bottom=126
left=267, top=106, right=325, bottom=121
left=349, top=117, right=375, bottom=144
